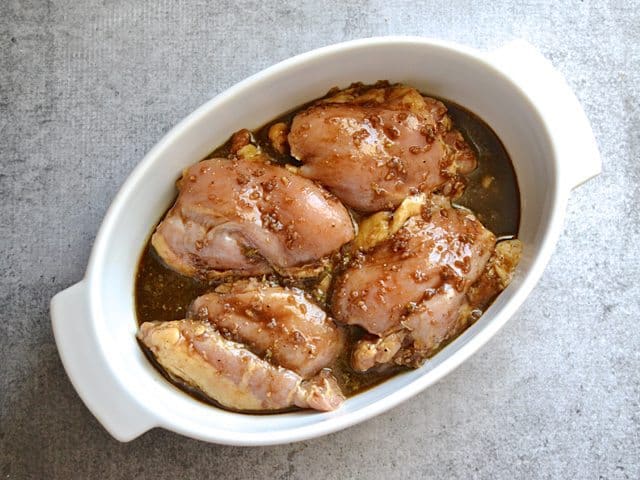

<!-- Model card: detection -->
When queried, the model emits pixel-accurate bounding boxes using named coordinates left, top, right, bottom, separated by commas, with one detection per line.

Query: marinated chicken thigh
left=331, top=196, right=496, bottom=370
left=189, top=280, right=344, bottom=378
left=152, top=156, right=355, bottom=279
left=138, top=319, right=345, bottom=411
left=288, top=83, right=476, bottom=212
left=351, top=238, right=521, bottom=371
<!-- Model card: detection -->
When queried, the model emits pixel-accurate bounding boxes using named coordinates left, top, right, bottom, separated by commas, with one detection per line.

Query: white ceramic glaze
left=50, top=37, right=600, bottom=445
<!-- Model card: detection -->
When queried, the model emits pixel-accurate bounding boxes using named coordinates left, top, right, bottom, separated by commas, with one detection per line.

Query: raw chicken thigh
left=152, top=156, right=355, bottom=279
left=189, top=280, right=344, bottom=378
left=138, top=320, right=344, bottom=411
left=288, top=83, right=476, bottom=212
left=331, top=195, right=496, bottom=371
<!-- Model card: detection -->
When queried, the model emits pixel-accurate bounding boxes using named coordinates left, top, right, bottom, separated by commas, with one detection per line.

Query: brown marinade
left=134, top=88, right=520, bottom=405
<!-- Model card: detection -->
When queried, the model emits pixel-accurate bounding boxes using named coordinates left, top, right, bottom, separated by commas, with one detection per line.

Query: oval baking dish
left=51, top=37, right=600, bottom=445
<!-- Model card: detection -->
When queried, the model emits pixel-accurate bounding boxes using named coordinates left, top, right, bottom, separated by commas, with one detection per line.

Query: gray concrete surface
left=1, top=1, right=639, bottom=478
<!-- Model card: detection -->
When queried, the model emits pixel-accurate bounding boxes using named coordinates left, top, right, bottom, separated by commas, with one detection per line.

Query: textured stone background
left=1, top=1, right=638, bottom=478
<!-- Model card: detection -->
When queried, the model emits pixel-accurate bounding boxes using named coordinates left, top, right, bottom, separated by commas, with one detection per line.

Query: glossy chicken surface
left=331, top=196, right=496, bottom=370
left=152, top=156, right=354, bottom=279
left=189, top=280, right=344, bottom=378
left=351, top=234, right=521, bottom=371
left=135, top=82, right=522, bottom=412
left=288, top=83, right=476, bottom=212
left=138, top=319, right=345, bottom=411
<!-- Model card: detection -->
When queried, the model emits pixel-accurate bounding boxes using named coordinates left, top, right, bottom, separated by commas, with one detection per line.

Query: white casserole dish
left=50, top=37, right=600, bottom=445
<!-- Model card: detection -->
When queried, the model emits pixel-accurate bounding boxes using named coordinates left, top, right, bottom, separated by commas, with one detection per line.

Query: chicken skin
left=152, top=156, right=355, bottom=279
left=288, top=83, right=476, bottom=212
left=138, top=319, right=345, bottom=412
left=189, top=280, right=344, bottom=378
left=349, top=233, right=521, bottom=371
left=331, top=196, right=496, bottom=370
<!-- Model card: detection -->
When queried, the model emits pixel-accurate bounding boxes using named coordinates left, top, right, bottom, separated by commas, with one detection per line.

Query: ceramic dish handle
left=488, top=40, right=601, bottom=190
left=51, top=281, right=156, bottom=441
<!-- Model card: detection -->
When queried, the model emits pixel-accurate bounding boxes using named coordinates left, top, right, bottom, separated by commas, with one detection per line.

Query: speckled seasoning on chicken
left=137, top=319, right=344, bottom=412
left=152, top=154, right=355, bottom=279
left=333, top=195, right=497, bottom=371
left=135, top=81, right=522, bottom=413
left=189, top=279, right=344, bottom=378
left=288, top=83, right=476, bottom=212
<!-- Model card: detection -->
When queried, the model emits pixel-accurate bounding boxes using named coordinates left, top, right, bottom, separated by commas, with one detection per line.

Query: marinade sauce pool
left=135, top=88, right=520, bottom=407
